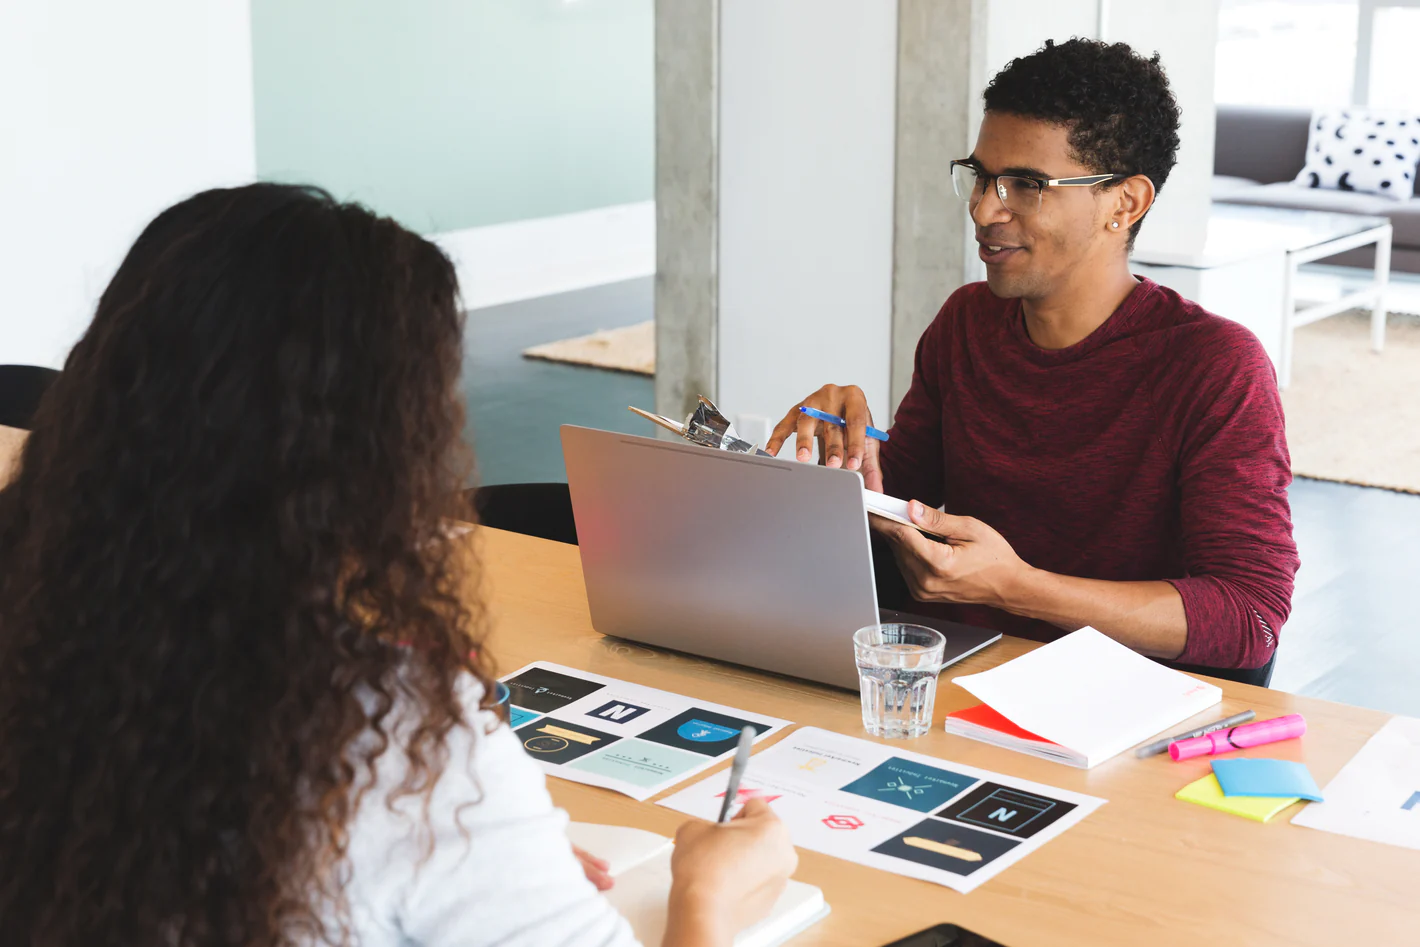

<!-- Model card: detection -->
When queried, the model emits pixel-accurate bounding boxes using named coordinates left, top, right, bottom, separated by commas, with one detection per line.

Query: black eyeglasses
left=950, top=160, right=1130, bottom=216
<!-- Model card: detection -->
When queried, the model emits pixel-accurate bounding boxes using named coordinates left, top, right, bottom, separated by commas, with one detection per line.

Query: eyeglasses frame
left=949, top=159, right=1132, bottom=214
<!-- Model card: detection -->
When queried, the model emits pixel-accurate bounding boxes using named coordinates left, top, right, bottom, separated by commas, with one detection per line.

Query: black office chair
left=0, top=365, right=60, bottom=430
left=468, top=482, right=579, bottom=545
left=1171, top=654, right=1276, bottom=688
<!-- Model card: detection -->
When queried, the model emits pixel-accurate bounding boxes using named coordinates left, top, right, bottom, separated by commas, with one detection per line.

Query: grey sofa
left=1213, top=105, right=1420, bottom=274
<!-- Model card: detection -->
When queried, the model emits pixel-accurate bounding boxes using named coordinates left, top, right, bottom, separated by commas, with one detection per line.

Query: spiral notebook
left=566, top=823, right=829, bottom=947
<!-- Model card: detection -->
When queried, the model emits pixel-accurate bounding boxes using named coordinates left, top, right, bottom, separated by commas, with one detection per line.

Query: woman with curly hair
left=0, top=183, right=795, bottom=947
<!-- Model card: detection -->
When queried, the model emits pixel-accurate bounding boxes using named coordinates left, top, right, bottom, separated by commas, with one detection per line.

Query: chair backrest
left=1169, top=653, right=1276, bottom=689
left=0, top=365, right=60, bottom=430
left=469, top=482, right=578, bottom=545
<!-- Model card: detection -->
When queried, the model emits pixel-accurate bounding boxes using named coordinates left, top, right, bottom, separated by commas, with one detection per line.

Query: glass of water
left=853, top=623, right=947, bottom=738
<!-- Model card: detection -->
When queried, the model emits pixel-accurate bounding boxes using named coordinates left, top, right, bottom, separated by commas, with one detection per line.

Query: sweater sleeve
left=879, top=300, right=948, bottom=507
left=1163, top=326, right=1299, bottom=669
left=343, top=682, right=642, bottom=947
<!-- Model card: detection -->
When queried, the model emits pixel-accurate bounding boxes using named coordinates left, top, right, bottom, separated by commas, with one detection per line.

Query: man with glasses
left=766, top=39, right=1298, bottom=683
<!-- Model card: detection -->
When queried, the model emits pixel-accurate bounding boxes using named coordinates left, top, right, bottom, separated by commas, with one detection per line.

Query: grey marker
left=1135, top=710, right=1257, bottom=758
left=716, top=726, right=758, bottom=823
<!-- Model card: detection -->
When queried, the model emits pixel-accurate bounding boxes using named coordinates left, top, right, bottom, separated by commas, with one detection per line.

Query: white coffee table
left=1132, top=203, right=1392, bottom=388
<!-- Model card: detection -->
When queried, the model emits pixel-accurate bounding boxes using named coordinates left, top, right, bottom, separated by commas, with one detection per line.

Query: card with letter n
left=658, top=727, right=1105, bottom=892
left=499, top=661, right=792, bottom=800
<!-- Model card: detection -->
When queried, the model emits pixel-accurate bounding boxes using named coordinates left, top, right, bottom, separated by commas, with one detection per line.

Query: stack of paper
left=941, top=704, right=1074, bottom=763
left=566, top=823, right=829, bottom=947
left=944, top=628, right=1223, bottom=768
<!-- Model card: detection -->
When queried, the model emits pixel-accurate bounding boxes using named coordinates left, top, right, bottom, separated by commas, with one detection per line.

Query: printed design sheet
left=500, top=662, right=791, bottom=801
left=1291, top=714, right=1420, bottom=850
left=658, top=726, right=1105, bottom=893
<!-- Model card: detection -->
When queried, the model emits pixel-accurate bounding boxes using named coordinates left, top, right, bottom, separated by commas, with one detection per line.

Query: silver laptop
left=561, top=425, right=1000, bottom=689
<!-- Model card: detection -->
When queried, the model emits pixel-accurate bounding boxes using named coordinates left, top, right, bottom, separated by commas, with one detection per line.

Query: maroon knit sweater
left=880, top=278, right=1299, bottom=669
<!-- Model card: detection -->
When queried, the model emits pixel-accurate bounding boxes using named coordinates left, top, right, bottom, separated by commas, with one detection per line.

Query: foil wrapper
left=682, top=396, right=768, bottom=455
left=628, top=396, right=773, bottom=456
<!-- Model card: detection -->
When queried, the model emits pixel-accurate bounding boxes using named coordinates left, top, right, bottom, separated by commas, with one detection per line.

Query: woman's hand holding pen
left=765, top=384, right=884, bottom=492
left=664, top=799, right=797, bottom=947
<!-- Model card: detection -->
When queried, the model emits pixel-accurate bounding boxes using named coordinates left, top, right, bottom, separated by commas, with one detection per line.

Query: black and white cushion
left=1295, top=108, right=1420, bottom=200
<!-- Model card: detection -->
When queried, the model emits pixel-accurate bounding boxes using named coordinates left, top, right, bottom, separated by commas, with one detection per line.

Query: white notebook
left=566, top=823, right=829, bottom=947
left=862, top=489, right=946, bottom=539
left=947, top=627, right=1224, bottom=768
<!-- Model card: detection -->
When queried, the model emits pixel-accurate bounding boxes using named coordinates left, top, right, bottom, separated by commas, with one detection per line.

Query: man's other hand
left=764, top=384, right=883, bottom=492
left=873, top=501, right=1029, bottom=606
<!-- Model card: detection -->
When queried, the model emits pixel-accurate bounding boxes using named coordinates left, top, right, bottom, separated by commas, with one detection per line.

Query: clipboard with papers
left=627, top=396, right=946, bottom=540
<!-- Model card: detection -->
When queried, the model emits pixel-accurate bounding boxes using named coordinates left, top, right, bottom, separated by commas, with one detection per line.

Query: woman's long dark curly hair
left=0, top=183, right=494, bottom=946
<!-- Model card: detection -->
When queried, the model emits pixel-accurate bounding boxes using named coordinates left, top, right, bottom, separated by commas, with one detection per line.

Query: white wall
left=970, top=0, right=1102, bottom=284
left=1106, top=1, right=1219, bottom=258
left=985, top=0, right=1101, bottom=78
left=716, top=0, right=899, bottom=439
left=434, top=201, right=655, bottom=312
left=0, top=1, right=256, bottom=369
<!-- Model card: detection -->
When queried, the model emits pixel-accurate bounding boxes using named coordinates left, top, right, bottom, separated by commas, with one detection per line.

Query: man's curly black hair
left=983, top=37, right=1181, bottom=247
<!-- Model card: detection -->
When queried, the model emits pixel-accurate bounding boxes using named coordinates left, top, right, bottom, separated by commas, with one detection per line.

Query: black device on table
left=880, top=923, right=1009, bottom=947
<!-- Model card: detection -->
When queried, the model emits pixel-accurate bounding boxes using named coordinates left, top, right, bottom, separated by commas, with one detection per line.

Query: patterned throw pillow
left=1294, top=108, right=1420, bottom=200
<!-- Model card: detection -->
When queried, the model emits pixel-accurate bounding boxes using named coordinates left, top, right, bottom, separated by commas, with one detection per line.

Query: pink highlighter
left=1168, top=713, right=1306, bottom=761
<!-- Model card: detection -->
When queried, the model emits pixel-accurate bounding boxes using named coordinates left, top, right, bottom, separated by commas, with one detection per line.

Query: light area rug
left=522, top=320, right=654, bottom=376
left=1283, top=310, right=1420, bottom=494
left=516, top=312, right=1420, bottom=493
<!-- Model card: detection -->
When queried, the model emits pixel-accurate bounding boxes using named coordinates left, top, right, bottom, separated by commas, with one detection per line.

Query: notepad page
left=565, top=822, right=671, bottom=876
left=951, top=628, right=1222, bottom=767
left=601, top=846, right=676, bottom=945
left=569, top=822, right=827, bottom=947
left=601, top=846, right=826, bottom=947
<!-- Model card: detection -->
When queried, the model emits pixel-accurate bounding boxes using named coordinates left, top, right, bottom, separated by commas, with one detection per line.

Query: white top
left=335, top=678, right=642, bottom=947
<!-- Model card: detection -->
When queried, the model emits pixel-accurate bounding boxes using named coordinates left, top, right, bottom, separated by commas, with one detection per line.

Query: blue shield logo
left=677, top=718, right=738, bottom=743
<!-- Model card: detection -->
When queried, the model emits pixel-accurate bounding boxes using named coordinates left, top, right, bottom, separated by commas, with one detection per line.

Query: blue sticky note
left=1211, top=758, right=1324, bottom=802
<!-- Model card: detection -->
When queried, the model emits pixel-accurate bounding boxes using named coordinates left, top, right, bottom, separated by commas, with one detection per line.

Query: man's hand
left=764, top=384, right=883, bottom=492
left=875, top=501, right=1190, bottom=659
left=874, top=501, right=1030, bottom=607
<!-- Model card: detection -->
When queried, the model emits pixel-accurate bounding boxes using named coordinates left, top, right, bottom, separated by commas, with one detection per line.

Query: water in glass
left=853, top=624, right=946, bottom=738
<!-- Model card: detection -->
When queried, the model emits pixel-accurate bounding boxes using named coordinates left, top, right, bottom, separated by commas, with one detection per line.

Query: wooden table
left=478, top=527, right=1414, bottom=946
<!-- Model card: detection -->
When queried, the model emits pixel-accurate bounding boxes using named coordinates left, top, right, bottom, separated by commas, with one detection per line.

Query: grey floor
left=462, top=277, right=1420, bottom=719
left=463, top=278, right=653, bottom=486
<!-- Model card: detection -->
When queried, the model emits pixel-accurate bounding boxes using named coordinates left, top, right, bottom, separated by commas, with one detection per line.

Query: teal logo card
left=841, top=758, right=977, bottom=812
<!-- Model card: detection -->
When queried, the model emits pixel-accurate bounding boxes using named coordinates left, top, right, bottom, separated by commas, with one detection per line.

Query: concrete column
left=654, top=0, right=988, bottom=437
left=891, top=0, right=988, bottom=414
left=653, top=0, right=718, bottom=424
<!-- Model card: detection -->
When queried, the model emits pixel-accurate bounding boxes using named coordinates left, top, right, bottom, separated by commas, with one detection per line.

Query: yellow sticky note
left=1175, top=774, right=1299, bottom=823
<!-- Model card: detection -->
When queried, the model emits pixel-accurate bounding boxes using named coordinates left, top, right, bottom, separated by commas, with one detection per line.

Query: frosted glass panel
left=251, top=0, right=652, bottom=233
left=1215, top=0, right=1357, bottom=107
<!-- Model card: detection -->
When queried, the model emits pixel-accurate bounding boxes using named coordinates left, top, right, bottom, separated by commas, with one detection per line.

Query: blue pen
left=799, top=405, right=890, bottom=442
